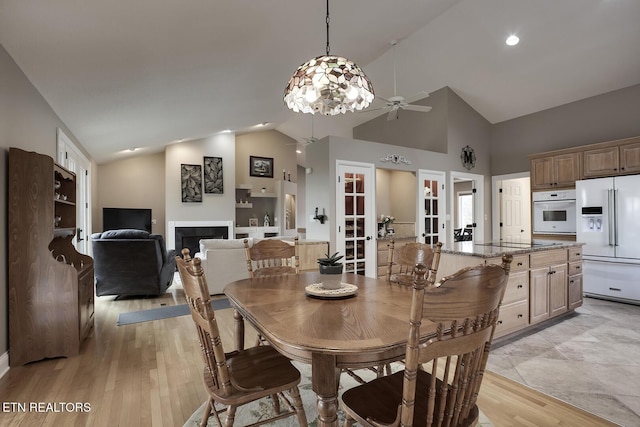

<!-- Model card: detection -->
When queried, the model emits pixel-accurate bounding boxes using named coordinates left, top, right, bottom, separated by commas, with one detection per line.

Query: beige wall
left=0, top=44, right=88, bottom=358
left=96, top=152, right=166, bottom=235
left=235, top=130, right=298, bottom=192
left=376, top=169, right=416, bottom=223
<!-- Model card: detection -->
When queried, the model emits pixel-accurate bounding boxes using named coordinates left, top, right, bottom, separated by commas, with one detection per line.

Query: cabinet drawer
left=502, top=271, right=529, bottom=305
left=568, top=261, right=583, bottom=276
left=486, top=254, right=528, bottom=272
left=530, top=249, right=567, bottom=268
left=495, top=301, right=529, bottom=338
left=378, top=250, right=390, bottom=266
left=568, top=246, right=583, bottom=262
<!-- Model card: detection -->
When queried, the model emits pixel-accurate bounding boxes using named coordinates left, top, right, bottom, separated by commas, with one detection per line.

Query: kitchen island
left=439, top=240, right=584, bottom=339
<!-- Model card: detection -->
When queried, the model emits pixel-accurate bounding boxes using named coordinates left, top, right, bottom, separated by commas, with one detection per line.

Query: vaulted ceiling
left=1, top=0, right=639, bottom=164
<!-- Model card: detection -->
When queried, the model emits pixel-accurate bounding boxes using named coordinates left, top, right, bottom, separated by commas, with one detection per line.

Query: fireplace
left=167, top=221, right=233, bottom=256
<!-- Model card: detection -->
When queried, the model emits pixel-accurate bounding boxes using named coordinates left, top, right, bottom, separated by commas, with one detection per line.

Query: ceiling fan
left=368, top=41, right=432, bottom=120
left=290, top=115, right=318, bottom=147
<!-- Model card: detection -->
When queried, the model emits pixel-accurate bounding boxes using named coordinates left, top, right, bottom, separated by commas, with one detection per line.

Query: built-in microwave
left=532, top=190, right=576, bottom=235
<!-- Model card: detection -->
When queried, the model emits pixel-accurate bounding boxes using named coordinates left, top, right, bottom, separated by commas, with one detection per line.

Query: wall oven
left=532, top=190, right=576, bottom=235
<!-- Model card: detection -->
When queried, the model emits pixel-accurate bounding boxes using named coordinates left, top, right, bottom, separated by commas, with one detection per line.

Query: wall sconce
left=313, top=207, right=327, bottom=224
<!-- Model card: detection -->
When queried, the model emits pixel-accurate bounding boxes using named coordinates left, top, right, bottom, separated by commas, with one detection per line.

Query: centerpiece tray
left=305, top=282, right=358, bottom=299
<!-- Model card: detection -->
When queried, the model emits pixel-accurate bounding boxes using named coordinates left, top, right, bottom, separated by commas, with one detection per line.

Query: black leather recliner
left=91, top=229, right=176, bottom=297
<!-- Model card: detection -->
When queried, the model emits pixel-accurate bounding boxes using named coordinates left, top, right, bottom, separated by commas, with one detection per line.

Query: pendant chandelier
left=283, top=0, right=374, bottom=115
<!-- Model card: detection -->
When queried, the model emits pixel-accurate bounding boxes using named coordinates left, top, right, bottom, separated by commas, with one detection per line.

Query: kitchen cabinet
left=529, top=250, right=567, bottom=324
left=376, top=237, right=416, bottom=278
left=567, top=246, right=583, bottom=310
left=530, top=152, right=580, bottom=190
left=582, top=139, right=640, bottom=178
left=492, top=254, right=529, bottom=338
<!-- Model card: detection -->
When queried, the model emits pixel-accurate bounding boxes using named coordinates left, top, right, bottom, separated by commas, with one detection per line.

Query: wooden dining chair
left=343, top=241, right=443, bottom=384
left=341, top=254, right=513, bottom=427
left=176, top=249, right=308, bottom=427
left=387, top=240, right=443, bottom=287
left=244, top=236, right=299, bottom=277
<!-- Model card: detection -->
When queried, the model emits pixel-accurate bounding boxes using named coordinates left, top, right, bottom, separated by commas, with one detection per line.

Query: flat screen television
left=103, top=208, right=152, bottom=233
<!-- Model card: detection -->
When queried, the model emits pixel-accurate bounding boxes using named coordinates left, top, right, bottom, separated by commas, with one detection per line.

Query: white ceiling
left=1, top=0, right=639, bottom=164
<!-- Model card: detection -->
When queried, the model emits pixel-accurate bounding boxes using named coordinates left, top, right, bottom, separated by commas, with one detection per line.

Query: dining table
left=224, top=271, right=438, bottom=427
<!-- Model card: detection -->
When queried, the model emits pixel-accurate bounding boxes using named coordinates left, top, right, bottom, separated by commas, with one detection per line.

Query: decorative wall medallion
left=461, top=145, right=476, bottom=170
left=380, top=154, right=411, bottom=165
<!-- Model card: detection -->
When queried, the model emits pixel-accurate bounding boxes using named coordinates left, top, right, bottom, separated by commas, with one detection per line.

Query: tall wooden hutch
left=8, top=148, right=94, bottom=366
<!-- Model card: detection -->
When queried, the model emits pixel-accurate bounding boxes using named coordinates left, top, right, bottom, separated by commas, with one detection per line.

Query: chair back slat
left=400, top=254, right=512, bottom=427
left=244, top=237, right=299, bottom=278
left=387, top=241, right=442, bottom=287
left=175, top=249, right=234, bottom=396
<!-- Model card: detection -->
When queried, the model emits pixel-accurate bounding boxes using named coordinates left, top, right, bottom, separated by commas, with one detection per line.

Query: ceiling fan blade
left=405, top=90, right=430, bottom=104
left=403, top=104, right=432, bottom=113
left=386, top=109, right=399, bottom=121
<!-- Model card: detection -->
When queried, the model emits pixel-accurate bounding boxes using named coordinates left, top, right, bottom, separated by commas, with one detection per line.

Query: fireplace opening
left=175, top=226, right=229, bottom=257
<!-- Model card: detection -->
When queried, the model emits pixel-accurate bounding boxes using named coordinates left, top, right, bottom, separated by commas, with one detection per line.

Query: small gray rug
left=117, top=299, right=231, bottom=325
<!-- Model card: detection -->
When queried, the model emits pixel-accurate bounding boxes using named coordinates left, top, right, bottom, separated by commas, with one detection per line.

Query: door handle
left=366, top=236, right=372, bottom=240
left=77, top=228, right=84, bottom=241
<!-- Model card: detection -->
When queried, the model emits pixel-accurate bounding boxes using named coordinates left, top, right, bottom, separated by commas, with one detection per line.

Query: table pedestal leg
left=312, top=353, right=340, bottom=427
left=233, top=309, right=244, bottom=351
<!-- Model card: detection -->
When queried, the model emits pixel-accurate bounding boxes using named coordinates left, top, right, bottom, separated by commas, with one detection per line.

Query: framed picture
left=249, top=156, right=274, bottom=178
left=204, top=156, right=223, bottom=194
left=249, top=218, right=259, bottom=227
left=181, top=164, right=202, bottom=203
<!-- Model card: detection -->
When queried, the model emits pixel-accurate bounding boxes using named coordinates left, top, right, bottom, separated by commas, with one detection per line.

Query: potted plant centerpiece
left=317, top=252, right=344, bottom=275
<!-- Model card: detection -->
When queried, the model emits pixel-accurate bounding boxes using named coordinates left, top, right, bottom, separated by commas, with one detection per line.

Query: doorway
left=491, top=173, right=531, bottom=242
left=57, top=128, right=92, bottom=255
left=450, top=171, right=484, bottom=243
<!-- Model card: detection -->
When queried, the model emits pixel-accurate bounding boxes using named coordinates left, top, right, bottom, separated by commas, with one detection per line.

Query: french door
left=336, top=161, right=376, bottom=277
left=417, top=170, right=446, bottom=245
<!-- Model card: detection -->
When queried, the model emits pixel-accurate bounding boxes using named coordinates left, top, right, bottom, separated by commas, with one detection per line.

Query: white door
left=417, top=170, right=446, bottom=245
left=57, top=128, right=92, bottom=255
left=336, top=161, right=376, bottom=277
left=500, top=178, right=530, bottom=242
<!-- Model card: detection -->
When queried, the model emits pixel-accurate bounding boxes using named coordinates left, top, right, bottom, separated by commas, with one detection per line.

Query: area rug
left=183, top=361, right=494, bottom=426
left=117, top=299, right=231, bottom=325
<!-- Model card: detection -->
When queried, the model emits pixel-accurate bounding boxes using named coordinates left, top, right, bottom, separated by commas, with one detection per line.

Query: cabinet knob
left=498, top=320, right=503, bottom=324
left=517, top=314, right=523, bottom=318
left=517, top=262, right=523, bottom=266
left=517, top=284, right=523, bottom=289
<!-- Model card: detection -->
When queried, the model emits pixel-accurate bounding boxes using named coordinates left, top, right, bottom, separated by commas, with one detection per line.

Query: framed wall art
left=181, top=164, right=202, bottom=202
left=249, top=156, right=273, bottom=178
left=204, top=156, right=223, bottom=194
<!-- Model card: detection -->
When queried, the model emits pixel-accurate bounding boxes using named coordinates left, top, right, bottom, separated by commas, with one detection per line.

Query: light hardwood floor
left=0, top=284, right=618, bottom=427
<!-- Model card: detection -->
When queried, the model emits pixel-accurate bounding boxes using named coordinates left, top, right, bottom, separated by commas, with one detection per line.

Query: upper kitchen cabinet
left=583, top=137, right=640, bottom=178
left=530, top=152, right=580, bottom=190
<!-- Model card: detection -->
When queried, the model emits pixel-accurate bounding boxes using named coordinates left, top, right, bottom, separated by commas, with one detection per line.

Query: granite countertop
left=441, top=240, right=584, bottom=258
left=377, top=235, right=416, bottom=241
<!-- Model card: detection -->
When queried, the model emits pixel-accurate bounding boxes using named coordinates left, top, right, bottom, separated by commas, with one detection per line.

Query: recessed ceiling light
left=221, top=129, right=232, bottom=134
left=506, top=35, right=520, bottom=46
left=296, top=149, right=302, bottom=154
left=256, top=122, right=269, bottom=127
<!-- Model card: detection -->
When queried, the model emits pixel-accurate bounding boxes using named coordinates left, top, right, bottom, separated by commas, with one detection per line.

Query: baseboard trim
left=0, top=351, right=9, bottom=379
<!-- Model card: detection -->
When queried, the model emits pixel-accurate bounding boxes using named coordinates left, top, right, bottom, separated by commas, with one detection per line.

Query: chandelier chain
left=325, top=0, right=330, bottom=55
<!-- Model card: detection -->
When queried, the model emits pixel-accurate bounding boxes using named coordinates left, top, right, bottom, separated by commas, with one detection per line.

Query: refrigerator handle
left=608, top=189, right=615, bottom=246
left=614, top=189, right=619, bottom=246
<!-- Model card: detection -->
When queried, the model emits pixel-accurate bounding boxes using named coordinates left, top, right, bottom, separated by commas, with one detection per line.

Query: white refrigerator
left=576, top=175, right=640, bottom=303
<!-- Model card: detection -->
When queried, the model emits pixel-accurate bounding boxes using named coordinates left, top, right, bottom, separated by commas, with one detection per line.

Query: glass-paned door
left=418, top=170, right=446, bottom=245
left=336, top=161, right=376, bottom=277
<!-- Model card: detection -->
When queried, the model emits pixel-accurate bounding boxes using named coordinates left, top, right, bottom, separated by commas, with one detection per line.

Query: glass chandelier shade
left=283, top=0, right=374, bottom=115
left=284, top=55, right=374, bottom=115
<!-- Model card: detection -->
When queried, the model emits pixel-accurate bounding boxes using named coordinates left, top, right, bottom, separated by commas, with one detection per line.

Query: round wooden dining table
left=224, top=271, right=437, bottom=427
